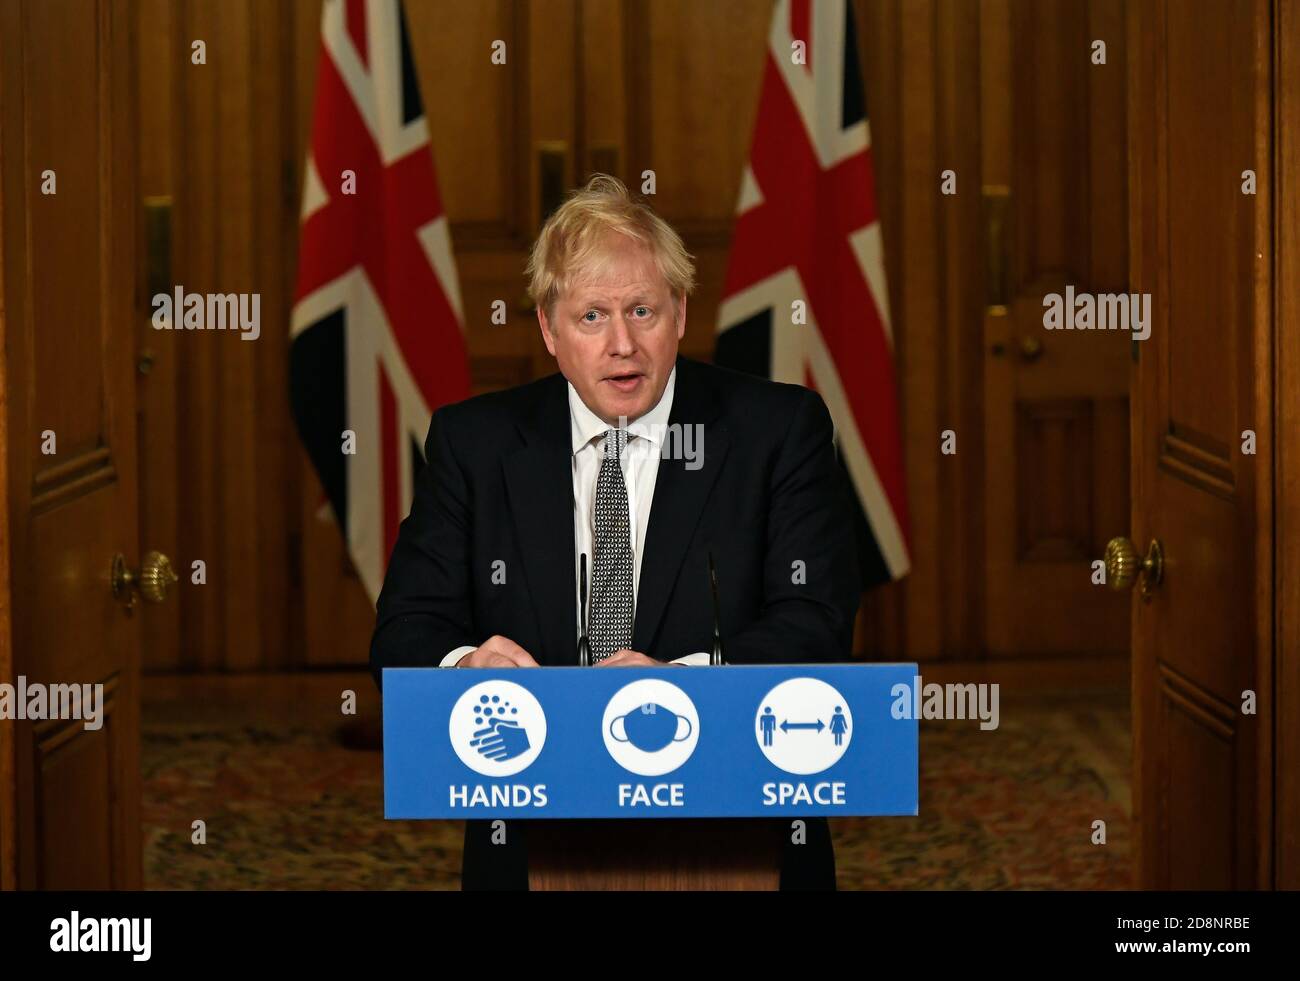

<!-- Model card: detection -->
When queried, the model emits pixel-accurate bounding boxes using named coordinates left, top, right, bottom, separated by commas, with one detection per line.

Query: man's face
left=537, top=233, right=686, bottom=426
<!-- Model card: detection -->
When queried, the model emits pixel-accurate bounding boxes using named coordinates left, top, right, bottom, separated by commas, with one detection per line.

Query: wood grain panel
left=213, top=0, right=262, bottom=671
left=936, top=0, right=987, bottom=658
left=983, top=0, right=1130, bottom=659
left=409, top=0, right=519, bottom=235
left=622, top=0, right=770, bottom=361
left=135, top=0, right=183, bottom=675
left=143, top=0, right=300, bottom=671
left=173, top=0, right=223, bottom=670
left=1160, top=429, right=1235, bottom=498
left=26, top=0, right=108, bottom=458
left=853, top=0, right=908, bottom=659
left=1165, top=0, right=1243, bottom=450
left=3, top=0, right=143, bottom=889
left=1159, top=668, right=1238, bottom=888
left=1128, top=0, right=1267, bottom=888
left=32, top=680, right=129, bottom=889
left=1012, top=0, right=1089, bottom=283
left=0, top=20, right=14, bottom=887
left=896, top=0, right=943, bottom=660
left=579, top=0, right=627, bottom=181
left=631, top=0, right=769, bottom=228
left=251, top=0, right=302, bottom=671
left=1276, top=0, right=1300, bottom=890
left=1015, top=399, right=1093, bottom=562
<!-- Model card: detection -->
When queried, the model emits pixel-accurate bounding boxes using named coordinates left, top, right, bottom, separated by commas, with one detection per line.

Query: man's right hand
left=456, top=636, right=539, bottom=668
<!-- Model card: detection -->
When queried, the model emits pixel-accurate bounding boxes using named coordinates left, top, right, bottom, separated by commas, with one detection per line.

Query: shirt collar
left=568, top=364, right=677, bottom=455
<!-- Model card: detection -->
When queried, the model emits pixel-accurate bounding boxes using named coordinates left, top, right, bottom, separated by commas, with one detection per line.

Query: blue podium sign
left=383, top=663, right=918, bottom=819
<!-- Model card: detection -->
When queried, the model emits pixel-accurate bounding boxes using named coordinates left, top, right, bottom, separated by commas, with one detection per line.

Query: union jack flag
left=290, top=0, right=470, bottom=603
left=715, top=0, right=910, bottom=584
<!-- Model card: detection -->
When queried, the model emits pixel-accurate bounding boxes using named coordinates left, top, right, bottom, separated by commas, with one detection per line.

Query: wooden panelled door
left=0, top=0, right=147, bottom=888
left=1125, top=0, right=1271, bottom=888
left=979, top=0, right=1132, bottom=662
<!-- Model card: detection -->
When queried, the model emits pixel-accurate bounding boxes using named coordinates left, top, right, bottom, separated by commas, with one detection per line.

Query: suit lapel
left=502, top=373, right=576, bottom=666
left=632, top=357, right=728, bottom=655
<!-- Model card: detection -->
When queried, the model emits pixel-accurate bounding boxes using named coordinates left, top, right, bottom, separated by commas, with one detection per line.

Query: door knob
left=1019, top=334, right=1044, bottom=362
left=1103, top=537, right=1164, bottom=597
left=111, top=551, right=178, bottom=611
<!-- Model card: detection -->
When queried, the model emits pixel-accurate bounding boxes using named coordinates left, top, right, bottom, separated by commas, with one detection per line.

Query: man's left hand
left=595, top=649, right=661, bottom=667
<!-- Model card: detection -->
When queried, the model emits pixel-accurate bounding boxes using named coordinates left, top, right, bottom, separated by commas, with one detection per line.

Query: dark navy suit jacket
left=369, top=354, right=862, bottom=889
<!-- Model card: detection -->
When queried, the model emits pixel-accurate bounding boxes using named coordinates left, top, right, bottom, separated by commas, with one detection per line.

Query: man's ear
left=537, top=305, right=558, bottom=357
left=675, top=293, right=687, bottom=340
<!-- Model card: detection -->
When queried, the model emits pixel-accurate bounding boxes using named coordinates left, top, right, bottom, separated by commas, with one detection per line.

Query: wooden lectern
left=527, top=817, right=784, bottom=889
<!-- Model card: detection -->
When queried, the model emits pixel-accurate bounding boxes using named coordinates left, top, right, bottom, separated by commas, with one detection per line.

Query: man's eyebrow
left=574, top=285, right=655, bottom=303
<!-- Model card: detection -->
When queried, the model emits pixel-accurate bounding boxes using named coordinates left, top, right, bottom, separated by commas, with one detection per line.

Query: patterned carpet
left=141, top=676, right=1131, bottom=890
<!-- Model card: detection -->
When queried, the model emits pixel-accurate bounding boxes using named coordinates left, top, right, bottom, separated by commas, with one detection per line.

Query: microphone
left=577, top=552, right=591, bottom=666
left=708, top=552, right=724, bottom=665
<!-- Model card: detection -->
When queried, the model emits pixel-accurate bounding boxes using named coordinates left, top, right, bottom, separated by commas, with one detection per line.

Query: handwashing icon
left=609, top=702, right=692, bottom=752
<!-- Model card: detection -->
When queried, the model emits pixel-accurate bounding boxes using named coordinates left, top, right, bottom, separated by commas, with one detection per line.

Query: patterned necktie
left=589, top=428, right=634, bottom=662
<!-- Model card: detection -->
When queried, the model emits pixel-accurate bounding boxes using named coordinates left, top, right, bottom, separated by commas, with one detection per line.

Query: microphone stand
left=577, top=552, right=591, bottom=666
left=709, top=552, right=724, bottom=665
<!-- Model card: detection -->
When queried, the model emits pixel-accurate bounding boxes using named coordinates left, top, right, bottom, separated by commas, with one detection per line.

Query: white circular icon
left=755, top=678, right=852, bottom=775
left=601, top=679, right=699, bottom=777
left=450, top=681, right=546, bottom=776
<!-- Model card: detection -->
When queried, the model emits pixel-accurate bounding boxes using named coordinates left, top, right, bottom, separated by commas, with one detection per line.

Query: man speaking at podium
left=370, top=174, right=862, bottom=890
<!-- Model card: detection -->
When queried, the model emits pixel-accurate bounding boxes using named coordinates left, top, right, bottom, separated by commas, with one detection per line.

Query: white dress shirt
left=441, top=365, right=712, bottom=667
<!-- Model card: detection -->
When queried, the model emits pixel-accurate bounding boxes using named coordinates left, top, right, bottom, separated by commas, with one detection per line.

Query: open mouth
left=604, top=372, right=643, bottom=392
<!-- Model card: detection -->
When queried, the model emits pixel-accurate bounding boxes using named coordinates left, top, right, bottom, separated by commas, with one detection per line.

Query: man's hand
left=457, top=636, right=540, bottom=668
left=594, top=649, right=661, bottom=667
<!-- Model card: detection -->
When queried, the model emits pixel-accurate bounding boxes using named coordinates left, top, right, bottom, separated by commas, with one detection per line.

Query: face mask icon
left=609, top=702, right=693, bottom=752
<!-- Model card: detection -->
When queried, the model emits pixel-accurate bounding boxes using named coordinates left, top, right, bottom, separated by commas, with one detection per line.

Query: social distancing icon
left=755, top=678, right=852, bottom=774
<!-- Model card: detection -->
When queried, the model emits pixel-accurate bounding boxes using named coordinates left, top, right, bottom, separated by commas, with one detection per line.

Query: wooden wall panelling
left=173, top=0, right=222, bottom=670
left=136, top=0, right=182, bottom=672
left=1276, top=0, right=1300, bottom=891
left=895, top=0, right=944, bottom=661
left=1251, top=0, right=1276, bottom=892
left=144, top=0, right=299, bottom=671
left=3, top=0, right=143, bottom=887
left=411, top=0, right=541, bottom=390
left=853, top=0, right=986, bottom=665
left=579, top=0, right=627, bottom=183
left=214, top=0, right=268, bottom=672
left=982, top=0, right=1130, bottom=660
left=936, top=0, right=985, bottom=658
left=624, top=0, right=769, bottom=361
left=0, top=0, right=13, bottom=887
left=1127, top=0, right=1268, bottom=888
left=249, top=0, right=300, bottom=671
left=854, top=0, right=907, bottom=659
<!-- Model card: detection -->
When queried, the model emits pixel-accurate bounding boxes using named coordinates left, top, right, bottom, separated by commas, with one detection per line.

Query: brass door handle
left=1104, top=537, right=1163, bottom=597
left=1019, top=334, right=1043, bottom=362
left=112, top=551, right=178, bottom=611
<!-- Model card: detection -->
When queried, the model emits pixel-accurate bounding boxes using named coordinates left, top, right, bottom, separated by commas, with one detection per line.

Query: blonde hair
left=525, top=174, right=697, bottom=318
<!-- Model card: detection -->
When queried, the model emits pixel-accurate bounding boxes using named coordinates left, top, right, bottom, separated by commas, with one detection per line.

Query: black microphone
left=577, top=552, right=591, bottom=666
left=708, top=552, right=724, bottom=665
